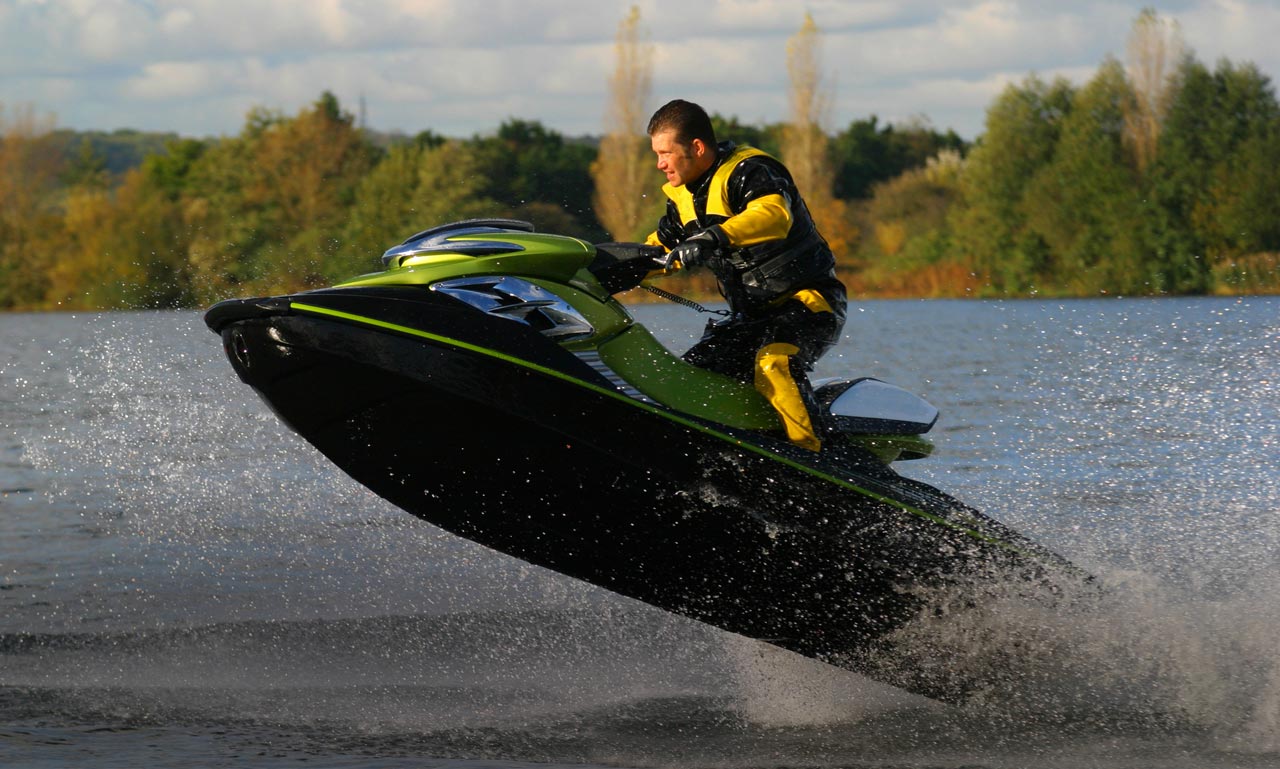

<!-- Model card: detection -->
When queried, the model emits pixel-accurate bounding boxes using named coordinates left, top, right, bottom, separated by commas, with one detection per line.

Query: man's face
left=651, top=129, right=709, bottom=188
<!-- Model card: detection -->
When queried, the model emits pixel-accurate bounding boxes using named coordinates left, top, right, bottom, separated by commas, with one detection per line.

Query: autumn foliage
left=0, top=10, right=1277, bottom=311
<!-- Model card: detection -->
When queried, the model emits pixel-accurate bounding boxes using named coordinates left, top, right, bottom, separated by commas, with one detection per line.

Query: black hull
left=209, top=290, right=1086, bottom=703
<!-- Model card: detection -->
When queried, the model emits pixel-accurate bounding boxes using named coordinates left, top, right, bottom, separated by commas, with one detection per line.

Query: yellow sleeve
left=718, top=193, right=792, bottom=247
left=644, top=231, right=667, bottom=249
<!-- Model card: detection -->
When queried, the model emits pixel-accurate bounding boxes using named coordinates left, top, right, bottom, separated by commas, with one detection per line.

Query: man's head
left=647, top=99, right=718, bottom=188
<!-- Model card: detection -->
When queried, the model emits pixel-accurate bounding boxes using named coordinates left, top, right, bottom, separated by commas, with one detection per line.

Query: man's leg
left=682, top=300, right=841, bottom=452
left=754, top=342, right=822, bottom=452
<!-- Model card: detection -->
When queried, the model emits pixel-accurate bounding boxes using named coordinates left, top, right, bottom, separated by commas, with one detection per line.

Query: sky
left=3, top=0, right=1279, bottom=141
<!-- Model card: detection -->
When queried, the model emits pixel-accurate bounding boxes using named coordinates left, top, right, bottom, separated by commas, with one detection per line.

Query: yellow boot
left=754, top=343, right=822, bottom=452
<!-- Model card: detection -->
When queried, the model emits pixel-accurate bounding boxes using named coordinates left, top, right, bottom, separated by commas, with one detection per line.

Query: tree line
left=865, top=10, right=1280, bottom=297
left=0, top=92, right=959, bottom=310
left=0, top=9, right=1276, bottom=311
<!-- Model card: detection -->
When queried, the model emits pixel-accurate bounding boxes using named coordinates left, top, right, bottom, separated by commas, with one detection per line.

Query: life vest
left=661, top=143, right=839, bottom=315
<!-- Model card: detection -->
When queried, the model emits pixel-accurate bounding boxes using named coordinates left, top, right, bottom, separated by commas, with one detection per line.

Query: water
left=2, top=297, right=1278, bottom=768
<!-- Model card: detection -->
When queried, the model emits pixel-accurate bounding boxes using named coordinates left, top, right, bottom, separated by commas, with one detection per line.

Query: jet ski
left=205, top=219, right=1091, bottom=703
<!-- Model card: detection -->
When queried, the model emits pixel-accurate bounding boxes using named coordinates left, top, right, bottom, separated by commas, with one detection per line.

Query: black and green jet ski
left=205, top=219, right=1092, bottom=703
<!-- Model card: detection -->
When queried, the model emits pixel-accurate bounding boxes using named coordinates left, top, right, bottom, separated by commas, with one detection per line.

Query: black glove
left=662, top=227, right=726, bottom=270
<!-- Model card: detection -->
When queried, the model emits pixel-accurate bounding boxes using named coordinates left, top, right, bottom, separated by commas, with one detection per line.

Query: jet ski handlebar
left=588, top=242, right=668, bottom=295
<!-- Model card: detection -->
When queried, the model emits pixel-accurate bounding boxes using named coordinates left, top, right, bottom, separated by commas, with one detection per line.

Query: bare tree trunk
left=780, top=13, right=854, bottom=257
left=591, top=6, right=655, bottom=241
left=781, top=12, right=832, bottom=199
left=1124, top=7, right=1185, bottom=174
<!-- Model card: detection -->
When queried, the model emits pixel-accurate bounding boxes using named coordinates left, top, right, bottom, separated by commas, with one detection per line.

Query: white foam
left=723, top=633, right=933, bottom=726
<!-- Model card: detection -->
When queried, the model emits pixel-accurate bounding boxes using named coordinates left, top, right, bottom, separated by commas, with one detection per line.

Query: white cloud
left=1181, top=0, right=1280, bottom=77
left=157, top=6, right=197, bottom=37
left=76, top=0, right=152, bottom=61
left=0, top=1, right=1275, bottom=139
left=711, top=0, right=944, bottom=32
left=124, top=60, right=219, bottom=101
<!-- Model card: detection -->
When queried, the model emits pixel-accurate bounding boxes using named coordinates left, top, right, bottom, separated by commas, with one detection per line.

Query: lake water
left=2, top=297, right=1278, bottom=768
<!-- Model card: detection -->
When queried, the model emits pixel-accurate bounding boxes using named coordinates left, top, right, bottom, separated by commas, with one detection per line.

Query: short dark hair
left=647, top=99, right=717, bottom=148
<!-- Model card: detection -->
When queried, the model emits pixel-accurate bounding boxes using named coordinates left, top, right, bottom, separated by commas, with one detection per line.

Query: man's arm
left=718, top=192, right=792, bottom=246
left=718, top=158, right=795, bottom=246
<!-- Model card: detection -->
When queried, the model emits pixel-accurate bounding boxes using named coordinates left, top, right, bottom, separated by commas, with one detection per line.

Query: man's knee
left=754, top=343, right=800, bottom=377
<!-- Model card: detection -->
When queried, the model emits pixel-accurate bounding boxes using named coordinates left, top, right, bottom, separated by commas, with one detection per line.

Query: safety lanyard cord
left=641, top=284, right=731, bottom=317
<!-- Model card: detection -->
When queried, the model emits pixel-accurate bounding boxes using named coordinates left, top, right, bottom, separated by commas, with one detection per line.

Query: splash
left=726, top=560, right=1280, bottom=750
left=709, top=495, right=1280, bottom=756
left=723, top=633, right=933, bottom=726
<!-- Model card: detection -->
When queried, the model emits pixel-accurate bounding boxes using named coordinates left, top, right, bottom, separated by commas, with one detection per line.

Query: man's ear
left=690, top=138, right=708, bottom=158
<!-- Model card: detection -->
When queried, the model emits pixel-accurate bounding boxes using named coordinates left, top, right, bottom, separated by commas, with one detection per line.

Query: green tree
left=1148, top=58, right=1280, bottom=292
left=41, top=135, right=204, bottom=309
left=0, top=104, right=61, bottom=309
left=182, top=131, right=267, bottom=300
left=62, top=138, right=109, bottom=189
left=853, top=150, right=968, bottom=296
left=253, top=92, right=379, bottom=285
left=340, top=140, right=501, bottom=274
left=1022, top=58, right=1150, bottom=294
left=832, top=116, right=967, bottom=200
left=710, top=114, right=780, bottom=155
left=45, top=183, right=144, bottom=309
left=114, top=141, right=211, bottom=307
left=140, top=138, right=207, bottom=201
left=1207, top=122, right=1280, bottom=292
left=1211, top=125, right=1280, bottom=251
left=470, top=119, right=604, bottom=239
left=950, top=75, right=1075, bottom=293
left=1197, top=63, right=1280, bottom=240
left=182, top=93, right=378, bottom=301
left=46, top=128, right=179, bottom=180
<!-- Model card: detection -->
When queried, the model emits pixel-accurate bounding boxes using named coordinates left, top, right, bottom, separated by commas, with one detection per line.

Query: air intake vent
left=431, top=276, right=594, bottom=340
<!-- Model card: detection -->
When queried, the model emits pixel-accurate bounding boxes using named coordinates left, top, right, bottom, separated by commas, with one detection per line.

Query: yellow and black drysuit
left=646, top=141, right=847, bottom=451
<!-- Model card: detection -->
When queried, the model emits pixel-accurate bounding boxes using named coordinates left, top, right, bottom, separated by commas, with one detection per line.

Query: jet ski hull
left=208, top=288, right=1086, bottom=703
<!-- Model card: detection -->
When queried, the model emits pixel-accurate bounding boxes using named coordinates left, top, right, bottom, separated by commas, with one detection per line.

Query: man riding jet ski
left=644, top=99, right=846, bottom=452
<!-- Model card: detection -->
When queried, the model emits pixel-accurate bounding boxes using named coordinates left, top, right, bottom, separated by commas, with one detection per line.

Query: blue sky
left=3, top=0, right=1277, bottom=140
